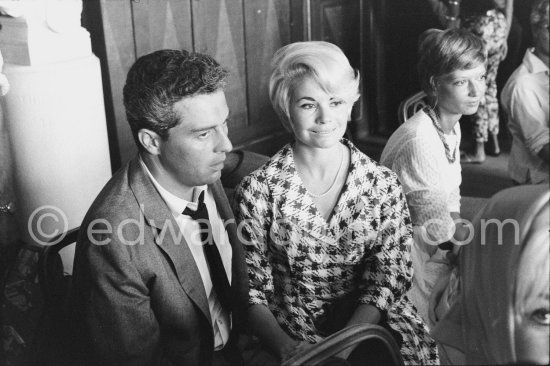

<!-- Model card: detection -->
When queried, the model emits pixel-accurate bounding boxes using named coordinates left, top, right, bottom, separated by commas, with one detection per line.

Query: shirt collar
left=524, top=48, right=549, bottom=75
left=139, top=155, right=207, bottom=215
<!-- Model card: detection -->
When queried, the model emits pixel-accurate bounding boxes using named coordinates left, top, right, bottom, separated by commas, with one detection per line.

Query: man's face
left=157, top=90, right=232, bottom=190
left=534, top=17, right=549, bottom=57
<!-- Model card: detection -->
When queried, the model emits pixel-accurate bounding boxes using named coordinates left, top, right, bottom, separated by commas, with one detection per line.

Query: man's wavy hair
left=123, top=49, right=229, bottom=148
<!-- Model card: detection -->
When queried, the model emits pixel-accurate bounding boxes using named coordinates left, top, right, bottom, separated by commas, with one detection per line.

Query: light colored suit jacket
left=70, top=157, right=249, bottom=366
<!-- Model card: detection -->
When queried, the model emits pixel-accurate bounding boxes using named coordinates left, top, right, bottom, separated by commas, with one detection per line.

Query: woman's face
left=514, top=286, right=550, bottom=364
left=434, top=63, right=487, bottom=118
left=514, top=224, right=550, bottom=365
left=288, top=77, right=352, bottom=149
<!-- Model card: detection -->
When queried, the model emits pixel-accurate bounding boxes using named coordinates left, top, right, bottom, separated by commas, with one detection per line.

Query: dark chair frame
left=282, top=323, right=404, bottom=366
left=38, top=227, right=79, bottom=311
left=34, top=228, right=80, bottom=366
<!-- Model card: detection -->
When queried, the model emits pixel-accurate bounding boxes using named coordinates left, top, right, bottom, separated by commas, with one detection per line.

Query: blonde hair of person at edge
left=235, top=40, right=439, bottom=365
left=432, top=184, right=550, bottom=365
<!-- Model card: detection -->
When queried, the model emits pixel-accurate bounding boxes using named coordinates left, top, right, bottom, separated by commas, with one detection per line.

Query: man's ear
left=138, top=129, right=162, bottom=155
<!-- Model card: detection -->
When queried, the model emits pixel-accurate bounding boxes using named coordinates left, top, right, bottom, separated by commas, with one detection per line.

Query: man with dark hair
left=70, top=49, right=249, bottom=366
left=501, top=0, right=549, bottom=184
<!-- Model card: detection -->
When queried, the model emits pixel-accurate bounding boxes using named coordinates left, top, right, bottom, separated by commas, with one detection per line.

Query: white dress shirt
left=501, top=48, right=549, bottom=184
left=140, top=158, right=232, bottom=350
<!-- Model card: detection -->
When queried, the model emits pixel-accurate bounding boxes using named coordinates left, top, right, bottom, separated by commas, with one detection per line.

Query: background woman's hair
left=417, top=28, right=487, bottom=97
left=514, top=204, right=550, bottom=322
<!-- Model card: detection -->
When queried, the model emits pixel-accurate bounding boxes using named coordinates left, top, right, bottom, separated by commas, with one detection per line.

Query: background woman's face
left=435, top=63, right=486, bottom=117
left=514, top=219, right=550, bottom=365
left=288, top=77, right=352, bottom=149
left=514, top=286, right=550, bottom=364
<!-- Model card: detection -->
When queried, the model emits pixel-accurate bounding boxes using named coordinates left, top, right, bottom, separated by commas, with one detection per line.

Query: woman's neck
left=434, top=107, right=460, bottom=134
left=293, top=142, right=343, bottom=177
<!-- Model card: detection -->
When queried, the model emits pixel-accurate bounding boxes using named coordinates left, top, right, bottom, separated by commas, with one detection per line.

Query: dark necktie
left=182, top=191, right=233, bottom=311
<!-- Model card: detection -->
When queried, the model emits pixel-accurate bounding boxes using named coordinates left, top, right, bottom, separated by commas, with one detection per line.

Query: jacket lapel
left=127, top=157, right=211, bottom=323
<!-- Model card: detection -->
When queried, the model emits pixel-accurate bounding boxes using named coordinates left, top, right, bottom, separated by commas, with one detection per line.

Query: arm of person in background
left=234, top=174, right=309, bottom=362
left=503, top=0, right=514, bottom=38
left=497, top=0, right=514, bottom=58
left=507, top=80, right=550, bottom=165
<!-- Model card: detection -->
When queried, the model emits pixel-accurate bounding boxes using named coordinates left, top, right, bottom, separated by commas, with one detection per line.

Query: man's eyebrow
left=190, top=112, right=230, bottom=133
left=190, top=125, right=216, bottom=133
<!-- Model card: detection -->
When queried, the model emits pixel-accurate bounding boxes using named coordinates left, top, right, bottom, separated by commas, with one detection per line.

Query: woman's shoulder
left=238, top=143, right=292, bottom=188
left=381, top=111, right=435, bottom=160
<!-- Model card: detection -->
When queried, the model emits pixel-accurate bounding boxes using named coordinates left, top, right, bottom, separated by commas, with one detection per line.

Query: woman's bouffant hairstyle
left=268, top=41, right=360, bottom=131
left=417, top=28, right=487, bottom=100
left=123, top=49, right=229, bottom=148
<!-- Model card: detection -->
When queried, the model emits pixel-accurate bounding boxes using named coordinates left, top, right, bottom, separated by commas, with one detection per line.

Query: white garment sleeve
left=392, top=137, right=455, bottom=243
left=507, top=79, right=550, bottom=156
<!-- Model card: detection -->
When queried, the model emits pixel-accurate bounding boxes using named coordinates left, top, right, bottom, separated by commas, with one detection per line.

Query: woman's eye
left=454, top=80, right=467, bottom=86
left=330, top=100, right=345, bottom=107
left=300, top=103, right=315, bottom=110
left=531, top=308, right=550, bottom=325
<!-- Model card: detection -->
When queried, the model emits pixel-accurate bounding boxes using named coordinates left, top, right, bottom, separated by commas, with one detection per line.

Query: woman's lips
left=311, top=128, right=336, bottom=135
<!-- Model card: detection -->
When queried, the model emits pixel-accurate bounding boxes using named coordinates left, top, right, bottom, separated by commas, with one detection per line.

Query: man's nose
left=217, top=128, right=232, bottom=153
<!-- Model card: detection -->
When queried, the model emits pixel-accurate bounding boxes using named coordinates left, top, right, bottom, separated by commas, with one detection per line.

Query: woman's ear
left=430, top=76, right=438, bottom=95
left=138, top=129, right=162, bottom=155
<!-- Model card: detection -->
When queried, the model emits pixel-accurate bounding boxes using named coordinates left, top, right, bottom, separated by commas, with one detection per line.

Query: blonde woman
left=433, top=184, right=549, bottom=364
left=235, top=41, right=438, bottom=365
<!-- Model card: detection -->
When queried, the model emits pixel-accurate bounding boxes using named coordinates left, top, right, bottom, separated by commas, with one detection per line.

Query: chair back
left=282, top=323, right=404, bottom=366
left=35, top=228, right=79, bottom=365
left=38, top=228, right=79, bottom=313
left=398, top=91, right=429, bottom=124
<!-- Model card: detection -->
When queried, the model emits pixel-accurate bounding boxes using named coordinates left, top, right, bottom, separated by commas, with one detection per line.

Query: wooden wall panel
left=191, top=0, right=248, bottom=131
left=99, top=0, right=136, bottom=168
left=240, top=0, right=290, bottom=145
left=132, top=0, right=193, bottom=58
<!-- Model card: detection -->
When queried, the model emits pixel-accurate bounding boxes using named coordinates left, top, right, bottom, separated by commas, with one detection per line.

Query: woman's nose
left=316, top=105, right=332, bottom=124
left=469, top=80, right=485, bottom=97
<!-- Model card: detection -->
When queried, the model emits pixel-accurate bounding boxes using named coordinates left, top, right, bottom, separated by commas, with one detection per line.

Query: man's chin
left=206, top=169, right=223, bottom=183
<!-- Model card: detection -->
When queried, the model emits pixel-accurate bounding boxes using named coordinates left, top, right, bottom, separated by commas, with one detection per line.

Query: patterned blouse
left=235, top=140, right=438, bottom=365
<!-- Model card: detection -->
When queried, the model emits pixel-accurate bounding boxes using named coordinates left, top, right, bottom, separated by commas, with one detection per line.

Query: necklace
left=307, top=145, right=344, bottom=199
left=424, top=106, right=457, bottom=163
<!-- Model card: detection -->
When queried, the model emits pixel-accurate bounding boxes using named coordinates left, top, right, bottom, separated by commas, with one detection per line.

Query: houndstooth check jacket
left=234, top=139, right=439, bottom=365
